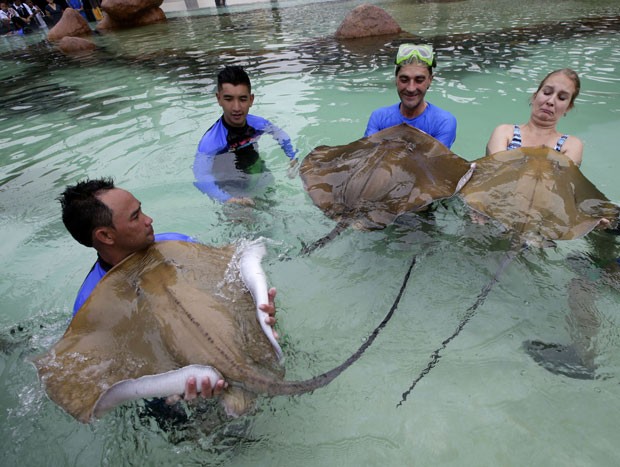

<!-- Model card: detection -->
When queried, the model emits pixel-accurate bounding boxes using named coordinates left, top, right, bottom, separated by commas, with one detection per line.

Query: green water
left=1, top=0, right=619, bottom=465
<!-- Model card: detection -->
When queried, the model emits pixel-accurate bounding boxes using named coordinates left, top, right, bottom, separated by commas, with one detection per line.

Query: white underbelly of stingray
left=94, top=364, right=222, bottom=418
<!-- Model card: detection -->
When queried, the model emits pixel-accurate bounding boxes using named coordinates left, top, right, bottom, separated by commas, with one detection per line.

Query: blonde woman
left=486, top=68, right=583, bottom=166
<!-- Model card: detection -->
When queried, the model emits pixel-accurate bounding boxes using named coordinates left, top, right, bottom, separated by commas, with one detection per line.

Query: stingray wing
left=300, top=124, right=473, bottom=230
left=33, top=241, right=283, bottom=422
left=461, top=147, right=620, bottom=243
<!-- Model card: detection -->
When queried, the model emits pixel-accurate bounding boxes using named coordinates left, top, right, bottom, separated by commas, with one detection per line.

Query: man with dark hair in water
left=59, top=177, right=279, bottom=403
left=193, top=65, right=297, bottom=206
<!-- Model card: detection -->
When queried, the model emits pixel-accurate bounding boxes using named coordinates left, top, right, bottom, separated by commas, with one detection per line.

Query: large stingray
left=34, top=240, right=416, bottom=423
left=461, top=147, right=619, bottom=246
left=399, top=147, right=620, bottom=403
left=299, top=123, right=474, bottom=253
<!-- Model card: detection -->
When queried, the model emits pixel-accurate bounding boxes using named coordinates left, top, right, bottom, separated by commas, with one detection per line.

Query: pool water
left=1, top=0, right=619, bottom=465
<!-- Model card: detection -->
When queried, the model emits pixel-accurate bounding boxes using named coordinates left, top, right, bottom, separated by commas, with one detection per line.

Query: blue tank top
left=507, top=125, right=568, bottom=152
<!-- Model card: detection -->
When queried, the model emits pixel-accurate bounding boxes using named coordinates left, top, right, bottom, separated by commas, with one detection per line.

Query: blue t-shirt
left=72, top=232, right=195, bottom=316
left=193, top=115, right=297, bottom=202
left=364, top=102, right=457, bottom=149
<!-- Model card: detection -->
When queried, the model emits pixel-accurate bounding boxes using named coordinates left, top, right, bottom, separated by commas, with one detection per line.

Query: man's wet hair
left=59, top=177, right=115, bottom=247
left=217, top=65, right=252, bottom=93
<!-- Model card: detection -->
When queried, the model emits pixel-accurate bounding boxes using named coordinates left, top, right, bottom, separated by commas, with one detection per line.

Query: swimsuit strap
left=555, top=134, right=569, bottom=151
left=507, top=124, right=521, bottom=150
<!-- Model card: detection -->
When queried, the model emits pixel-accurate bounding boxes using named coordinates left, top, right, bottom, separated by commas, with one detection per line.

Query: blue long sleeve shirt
left=193, top=115, right=296, bottom=202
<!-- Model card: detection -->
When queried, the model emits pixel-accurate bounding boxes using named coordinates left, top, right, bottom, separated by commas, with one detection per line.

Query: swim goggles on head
left=394, top=44, right=436, bottom=68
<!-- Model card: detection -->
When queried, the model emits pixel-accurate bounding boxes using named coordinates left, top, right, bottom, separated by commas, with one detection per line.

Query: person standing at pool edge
left=486, top=68, right=584, bottom=166
left=194, top=65, right=298, bottom=206
left=364, top=44, right=457, bottom=149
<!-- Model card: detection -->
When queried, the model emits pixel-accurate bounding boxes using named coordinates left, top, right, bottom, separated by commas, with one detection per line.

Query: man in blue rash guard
left=364, top=44, right=457, bottom=149
left=71, top=230, right=194, bottom=315
left=59, top=177, right=278, bottom=403
left=194, top=65, right=298, bottom=206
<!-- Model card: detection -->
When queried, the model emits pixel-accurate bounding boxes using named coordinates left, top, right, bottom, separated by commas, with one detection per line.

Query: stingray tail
left=397, top=245, right=526, bottom=407
left=300, top=221, right=349, bottom=255
left=262, top=254, right=417, bottom=396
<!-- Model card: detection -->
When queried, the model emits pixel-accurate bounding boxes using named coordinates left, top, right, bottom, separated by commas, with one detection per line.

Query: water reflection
left=2, top=12, right=619, bottom=120
left=1, top=1, right=620, bottom=465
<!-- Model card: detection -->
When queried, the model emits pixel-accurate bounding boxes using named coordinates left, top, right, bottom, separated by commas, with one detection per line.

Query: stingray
left=299, top=123, right=475, bottom=253
left=398, top=147, right=620, bottom=404
left=34, top=240, right=416, bottom=423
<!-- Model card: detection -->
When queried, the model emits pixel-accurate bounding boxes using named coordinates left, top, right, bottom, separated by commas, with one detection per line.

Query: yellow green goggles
left=395, top=44, right=436, bottom=68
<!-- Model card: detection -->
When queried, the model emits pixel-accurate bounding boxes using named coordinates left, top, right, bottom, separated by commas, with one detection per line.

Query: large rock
left=335, top=4, right=402, bottom=39
left=101, top=0, right=162, bottom=17
left=96, top=0, right=166, bottom=30
left=57, top=36, right=97, bottom=55
left=47, top=8, right=92, bottom=42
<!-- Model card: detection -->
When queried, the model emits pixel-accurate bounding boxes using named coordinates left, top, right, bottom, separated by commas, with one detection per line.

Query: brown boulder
left=96, top=0, right=166, bottom=31
left=335, top=4, right=402, bottom=39
left=101, top=0, right=163, bottom=18
left=96, top=7, right=166, bottom=30
left=57, top=36, right=97, bottom=55
left=47, top=8, right=92, bottom=42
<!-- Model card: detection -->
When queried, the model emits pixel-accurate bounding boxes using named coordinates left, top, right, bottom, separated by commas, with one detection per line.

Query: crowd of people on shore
left=0, top=0, right=92, bottom=35
left=1, top=0, right=238, bottom=36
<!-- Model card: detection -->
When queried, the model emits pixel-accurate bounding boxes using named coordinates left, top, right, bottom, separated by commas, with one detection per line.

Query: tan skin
left=94, top=188, right=278, bottom=402
left=395, top=63, right=433, bottom=119
left=486, top=72, right=584, bottom=166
